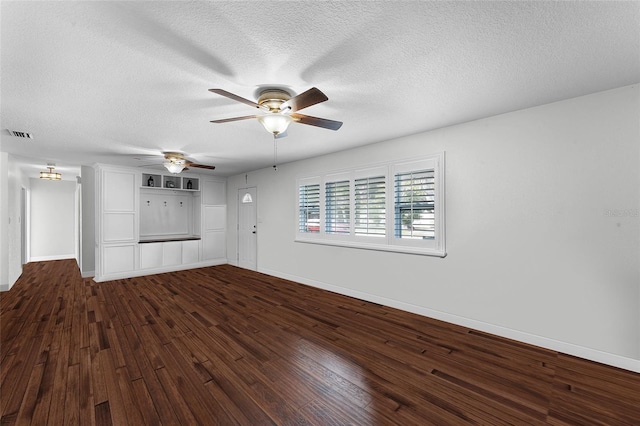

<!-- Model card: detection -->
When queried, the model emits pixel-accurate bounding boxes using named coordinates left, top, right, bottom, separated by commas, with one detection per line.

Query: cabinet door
left=104, top=170, right=136, bottom=212
left=103, top=213, right=136, bottom=242
left=140, top=243, right=163, bottom=269
left=101, top=168, right=137, bottom=244
left=163, top=241, right=182, bottom=266
left=202, top=205, right=226, bottom=260
left=204, top=205, right=226, bottom=231
left=182, top=240, right=199, bottom=264
left=203, top=231, right=225, bottom=260
left=103, top=245, right=135, bottom=274
left=202, top=179, right=226, bottom=205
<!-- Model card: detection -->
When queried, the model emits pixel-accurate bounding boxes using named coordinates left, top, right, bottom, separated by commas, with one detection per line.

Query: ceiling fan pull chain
left=273, top=134, right=278, bottom=171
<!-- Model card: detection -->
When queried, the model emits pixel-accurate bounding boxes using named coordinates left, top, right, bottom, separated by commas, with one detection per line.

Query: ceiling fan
left=209, top=87, right=343, bottom=136
left=162, top=152, right=215, bottom=174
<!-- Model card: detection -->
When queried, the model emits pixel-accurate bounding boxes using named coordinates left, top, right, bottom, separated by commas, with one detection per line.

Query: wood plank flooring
left=1, top=259, right=639, bottom=425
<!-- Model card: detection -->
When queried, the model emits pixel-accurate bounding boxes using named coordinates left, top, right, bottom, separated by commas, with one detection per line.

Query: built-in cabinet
left=94, top=164, right=226, bottom=282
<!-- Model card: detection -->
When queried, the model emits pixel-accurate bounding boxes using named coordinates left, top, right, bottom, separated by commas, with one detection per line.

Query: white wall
left=29, top=178, right=77, bottom=261
left=227, top=85, right=640, bottom=367
left=0, top=153, right=29, bottom=291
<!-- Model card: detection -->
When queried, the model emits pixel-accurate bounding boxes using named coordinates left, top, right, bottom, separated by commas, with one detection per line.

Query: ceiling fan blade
left=210, top=115, right=258, bottom=124
left=186, top=162, right=215, bottom=170
left=280, top=87, right=328, bottom=112
left=209, top=89, right=269, bottom=111
left=291, top=113, right=343, bottom=131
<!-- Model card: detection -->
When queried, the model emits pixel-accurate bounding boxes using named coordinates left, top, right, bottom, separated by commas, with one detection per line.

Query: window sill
left=294, top=236, right=446, bottom=258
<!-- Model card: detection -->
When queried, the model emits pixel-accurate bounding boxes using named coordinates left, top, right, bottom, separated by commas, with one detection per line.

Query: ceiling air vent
left=7, top=129, right=33, bottom=138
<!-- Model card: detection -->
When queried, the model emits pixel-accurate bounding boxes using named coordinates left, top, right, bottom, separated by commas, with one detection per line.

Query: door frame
left=20, top=186, right=28, bottom=265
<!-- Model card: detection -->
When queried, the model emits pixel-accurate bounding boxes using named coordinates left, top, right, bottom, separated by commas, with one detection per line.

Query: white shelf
left=141, top=174, right=199, bottom=192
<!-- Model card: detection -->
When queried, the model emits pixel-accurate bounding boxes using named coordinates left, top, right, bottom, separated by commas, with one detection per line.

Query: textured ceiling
left=1, top=1, right=639, bottom=178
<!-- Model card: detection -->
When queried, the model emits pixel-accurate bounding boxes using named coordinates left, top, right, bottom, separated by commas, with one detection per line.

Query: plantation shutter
left=325, top=180, right=350, bottom=234
left=354, top=175, right=386, bottom=236
left=394, top=169, right=435, bottom=239
left=298, top=182, right=320, bottom=233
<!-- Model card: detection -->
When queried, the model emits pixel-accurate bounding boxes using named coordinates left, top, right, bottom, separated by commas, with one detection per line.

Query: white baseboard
left=259, top=267, right=640, bottom=374
left=81, top=270, right=95, bottom=278
left=30, top=254, right=76, bottom=262
left=0, top=284, right=9, bottom=292
left=93, top=258, right=228, bottom=282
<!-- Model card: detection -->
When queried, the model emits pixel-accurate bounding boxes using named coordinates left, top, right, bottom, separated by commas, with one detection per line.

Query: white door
left=238, top=187, right=257, bottom=270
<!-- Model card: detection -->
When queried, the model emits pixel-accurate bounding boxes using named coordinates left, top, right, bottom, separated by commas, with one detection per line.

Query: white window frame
left=295, top=152, right=446, bottom=257
left=390, top=157, right=444, bottom=254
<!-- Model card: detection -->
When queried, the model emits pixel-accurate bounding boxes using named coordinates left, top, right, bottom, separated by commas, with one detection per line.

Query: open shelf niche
left=142, top=173, right=162, bottom=188
left=182, top=177, right=199, bottom=190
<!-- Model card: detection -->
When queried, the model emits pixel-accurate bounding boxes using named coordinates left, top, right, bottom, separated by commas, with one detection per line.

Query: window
left=298, top=181, right=320, bottom=233
left=325, top=179, right=350, bottom=235
left=296, top=153, right=445, bottom=257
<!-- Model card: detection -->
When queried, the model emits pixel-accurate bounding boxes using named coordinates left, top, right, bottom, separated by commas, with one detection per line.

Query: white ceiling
left=1, top=1, right=639, bottom=178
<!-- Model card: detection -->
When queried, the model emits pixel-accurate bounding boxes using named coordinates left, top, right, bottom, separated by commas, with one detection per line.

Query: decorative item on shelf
left=166, top=180, right=175, bottom=188
left=40, top=164, right=62, bottom=181
left=147, top=175, right=154, bottom=187
left=186, top=180, right=193, bottom=189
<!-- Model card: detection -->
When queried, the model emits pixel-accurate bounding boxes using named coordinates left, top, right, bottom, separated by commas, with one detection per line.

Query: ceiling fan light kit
left=163, top=160, right=186, bottom=174
left=162, top=152, right=215, bottom=174
left=258, top=113, right=293, bottom=135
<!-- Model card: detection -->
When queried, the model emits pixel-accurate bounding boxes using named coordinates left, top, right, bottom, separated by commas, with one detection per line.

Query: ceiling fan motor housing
left=258, top=89, right=291, bottom=112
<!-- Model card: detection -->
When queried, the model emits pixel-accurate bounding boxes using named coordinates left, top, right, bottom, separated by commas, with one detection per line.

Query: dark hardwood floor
left=1, top=260, right=639, bottom=425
